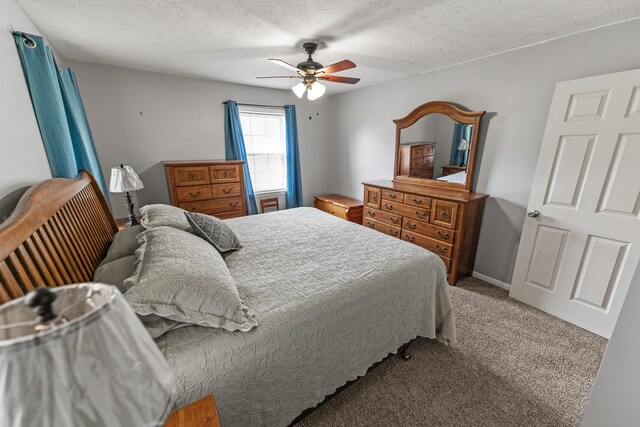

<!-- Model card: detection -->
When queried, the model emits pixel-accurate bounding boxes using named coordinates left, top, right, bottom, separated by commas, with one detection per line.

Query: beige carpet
left=295, top=277, right=607, bottom=427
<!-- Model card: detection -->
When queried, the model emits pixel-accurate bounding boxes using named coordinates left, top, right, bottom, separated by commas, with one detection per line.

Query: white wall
left=67, top=60, right=333, bottom=218
left=0, top=0, right=52, bottom=219
left=581, top=265, right=640, bottom=425
left=325, top=19, right=640, bottom=284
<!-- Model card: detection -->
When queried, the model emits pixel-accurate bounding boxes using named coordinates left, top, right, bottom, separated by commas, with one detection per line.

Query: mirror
left=393, top=101, right=484, bottom=191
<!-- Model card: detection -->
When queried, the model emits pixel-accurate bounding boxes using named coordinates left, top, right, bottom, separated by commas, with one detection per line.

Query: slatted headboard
left=0, top=172, right=117, bottom=303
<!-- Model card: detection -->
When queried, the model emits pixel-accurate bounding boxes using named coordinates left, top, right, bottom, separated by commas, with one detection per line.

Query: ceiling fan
left=257, top=42, right=360, bottom=100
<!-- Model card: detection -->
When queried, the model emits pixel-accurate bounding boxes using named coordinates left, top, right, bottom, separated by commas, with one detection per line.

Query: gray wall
left=68, top=60, right=334, bottom=218
left=325, top=19, right=640, bottom=283
left=581, top=265, right=640, bottom=425
left=0, top=0, right=53, bottom=219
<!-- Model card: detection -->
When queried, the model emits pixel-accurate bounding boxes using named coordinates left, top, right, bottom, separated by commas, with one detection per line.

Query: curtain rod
left=222, top=102, right=284, bottom=109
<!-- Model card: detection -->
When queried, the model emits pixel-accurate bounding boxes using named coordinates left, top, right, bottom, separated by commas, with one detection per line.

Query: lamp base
left=124, top=192, right=140, bottom=227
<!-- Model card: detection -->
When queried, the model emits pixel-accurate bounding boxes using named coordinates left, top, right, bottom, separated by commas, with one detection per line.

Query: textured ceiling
left=17, top=0, right=640, bottom=93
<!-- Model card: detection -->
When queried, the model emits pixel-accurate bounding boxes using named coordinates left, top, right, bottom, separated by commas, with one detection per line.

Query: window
left=239, top=108, right=287, bottom=193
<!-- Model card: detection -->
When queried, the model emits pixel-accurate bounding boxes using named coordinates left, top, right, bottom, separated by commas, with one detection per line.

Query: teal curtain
left=13, top=32, right=109, bottom=199
left=224, top=100, right=258, bottom=215
left=58, top=69, right=108, bottom=197
left=450, top=123, right=473, bottom=166
left=284, top=105, right=303, bottom=208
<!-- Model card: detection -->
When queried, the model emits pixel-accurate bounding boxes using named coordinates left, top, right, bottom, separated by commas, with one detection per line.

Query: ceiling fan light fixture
left=292, top=81, right=306, bottom=98
left=307, top=81, right=326, bottom=101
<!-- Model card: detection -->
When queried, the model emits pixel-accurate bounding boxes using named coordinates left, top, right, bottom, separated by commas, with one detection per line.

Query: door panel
left=511, top=68, right=640, bottom=338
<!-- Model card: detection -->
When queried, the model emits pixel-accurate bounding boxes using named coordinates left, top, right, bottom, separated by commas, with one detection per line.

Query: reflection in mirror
left=399, top=113, right=474, bottom=185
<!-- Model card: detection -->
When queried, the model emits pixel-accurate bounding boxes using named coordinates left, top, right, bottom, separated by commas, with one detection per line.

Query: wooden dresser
left=399, top=142, right=436, bottom=179
left=441, top=164, right=466, bottom=177
left=314, top=194, right=363, bottom=224
left=363, top=180, right=487, bottom=285
left=163, top=160, right=247, bottom=219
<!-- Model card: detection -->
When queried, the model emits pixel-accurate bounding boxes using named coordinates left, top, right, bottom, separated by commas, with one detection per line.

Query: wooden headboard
left=0, top=172, right=117, bottom=303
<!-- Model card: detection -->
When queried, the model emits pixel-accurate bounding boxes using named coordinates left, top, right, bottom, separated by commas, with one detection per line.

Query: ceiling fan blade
left=318, top=75, right=360, bottom=84
left=256, top=76, right=301, bottom=79
left=268, top=59, right=306, bottom=75
left=316, top=60, right=356, bottom=75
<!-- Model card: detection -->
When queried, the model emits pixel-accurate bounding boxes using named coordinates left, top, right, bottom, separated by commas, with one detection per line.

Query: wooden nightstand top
left=114, top=217, right=141, bottom=231
left=165, top=395, right=220, bottom=427
left=314, top=193, right=363, bottom=209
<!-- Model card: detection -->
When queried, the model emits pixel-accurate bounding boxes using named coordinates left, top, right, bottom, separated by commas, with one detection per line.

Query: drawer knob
left=413, top=198, right=422, bottom=204
left=188, top=191, right=200, bottom=197
left=407, top=222, right=416, bottom=229
left=223, top=172, right=228, bottom=177
left=391, top=218, right=399, bottom=224
left=368, top=211, right=375, bottom=217
left=385, top=203, right=393, bottom=210
left=415, top=211, right=425, bottom=219
left=366, top=222, right=375, bottom=228
left=435, top=244, right=447, bottom=254
left=436, top=230, right=450, bottom=240
left=390, top=229, right=398, bottom=236
left=404, top=235, right=415, bottom=242
left=222, top=188, right=232, bottom=194
left=390, top=194, right=396, bottom=199
left=441, top=211, right=448, bottom=218
left=230, top=202, right=239, bottom=207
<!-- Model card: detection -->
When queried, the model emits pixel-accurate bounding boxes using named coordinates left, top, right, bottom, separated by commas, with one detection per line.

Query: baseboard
left=472, top=271, right=511, bottom=291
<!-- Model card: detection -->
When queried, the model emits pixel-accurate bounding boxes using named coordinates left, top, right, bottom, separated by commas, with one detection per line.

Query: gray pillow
left=185, top=211, right=241, bottom=253
left=123, top=226, right=257, bottom=336
left=99, top=225, right=144, bottom=267
left=140, top=204, right=191, bottom=232
left=93, top=255, right=136, bottom=293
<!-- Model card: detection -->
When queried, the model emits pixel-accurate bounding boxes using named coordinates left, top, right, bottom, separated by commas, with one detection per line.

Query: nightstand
left=440, top=164, right=466, bottom=176
left=114, top=216, right=141, bottom=231
left=165, top=395, right=220, bottom=427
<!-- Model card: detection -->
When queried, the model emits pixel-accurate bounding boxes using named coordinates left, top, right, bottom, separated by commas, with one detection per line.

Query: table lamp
left=110, top=164, right=144, bottom=227
left=0, top=283, right=175, bottom=427
left=457, top=138, right=470, bottom=167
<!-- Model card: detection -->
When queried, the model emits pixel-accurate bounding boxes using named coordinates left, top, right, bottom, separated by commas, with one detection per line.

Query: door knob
left=527, top=210, right=541, bottom=218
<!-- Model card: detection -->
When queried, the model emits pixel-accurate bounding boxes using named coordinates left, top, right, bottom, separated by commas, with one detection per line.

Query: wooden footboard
left=0, top=171, right=117, bottom=303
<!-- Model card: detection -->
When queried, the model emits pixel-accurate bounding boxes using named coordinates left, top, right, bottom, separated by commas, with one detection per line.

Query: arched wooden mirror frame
left=393, top=101, right=485, bottom=192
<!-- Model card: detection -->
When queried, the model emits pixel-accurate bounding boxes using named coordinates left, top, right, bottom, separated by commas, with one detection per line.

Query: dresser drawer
left=402, top=218, right=455, bottom=243
left=409, top=164, right=433, bottom=178
left=410, top=156, right=434, bottom=168
left=363, top=218, right=401, bottom=239
left=381, top=189, right=403, bottom=201
left=411, top=146, right=424, bottom=158
left=180, top=197, right=243, bottom=214
left=174, top=167, right=210, bottom=186
left=403, top=194, right=431, bottom=208
left=364, top=186, right=381, bottom=209
left=438, top=255, right=452, bottom=273
left=176, top=185, right=212, bottom=203
left=430, top=199, right=459, bottom=229
left=215, top=210, right=245, bottom=220
left=209, top=165, right=240, bottom=183
left=364, top=207, right=401, bottom=227
left=211, top=183, right=242, bottom=198
left=381, top=201, right=430, bottom=221
left=401, top=230, right=453, bottom=258
left=315, top=199, right=348, bottom=220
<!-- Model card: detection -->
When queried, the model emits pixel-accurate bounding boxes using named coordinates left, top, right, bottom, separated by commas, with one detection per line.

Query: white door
left=510, top=68, right=640, bottom=338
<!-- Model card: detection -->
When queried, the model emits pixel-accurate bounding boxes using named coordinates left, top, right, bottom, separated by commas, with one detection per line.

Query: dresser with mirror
left=362, top=101, right=488, bottom=285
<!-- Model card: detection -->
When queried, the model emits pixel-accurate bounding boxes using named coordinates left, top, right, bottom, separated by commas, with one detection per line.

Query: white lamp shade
left=0, top=284, right=175, bottom=427
left=307, top=82, right=326, bottom=100
left=292, top=82, right=306, bottom=99
left=109, top=165, right=144, bottom=193
left=457, top=138, right=470, bottom=150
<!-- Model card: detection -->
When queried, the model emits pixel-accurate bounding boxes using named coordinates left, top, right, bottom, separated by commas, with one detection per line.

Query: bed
left=436, top=170, right=467, bottom=184
left=0, top=172, right=456, bottom=426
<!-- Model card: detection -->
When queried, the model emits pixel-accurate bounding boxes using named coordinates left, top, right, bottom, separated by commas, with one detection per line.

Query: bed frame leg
left=398, top=343, right=411, bottom=361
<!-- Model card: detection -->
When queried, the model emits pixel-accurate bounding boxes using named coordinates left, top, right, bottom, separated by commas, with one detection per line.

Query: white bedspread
left=154, top=207, right=455, bottom=426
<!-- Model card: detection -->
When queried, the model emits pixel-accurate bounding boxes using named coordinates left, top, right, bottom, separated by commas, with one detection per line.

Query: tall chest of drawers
left=398, top=142, right=436, bottom=179
left=163, top=160, right=247, bottom=219
left=363, top=180, right=487, bottom=285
